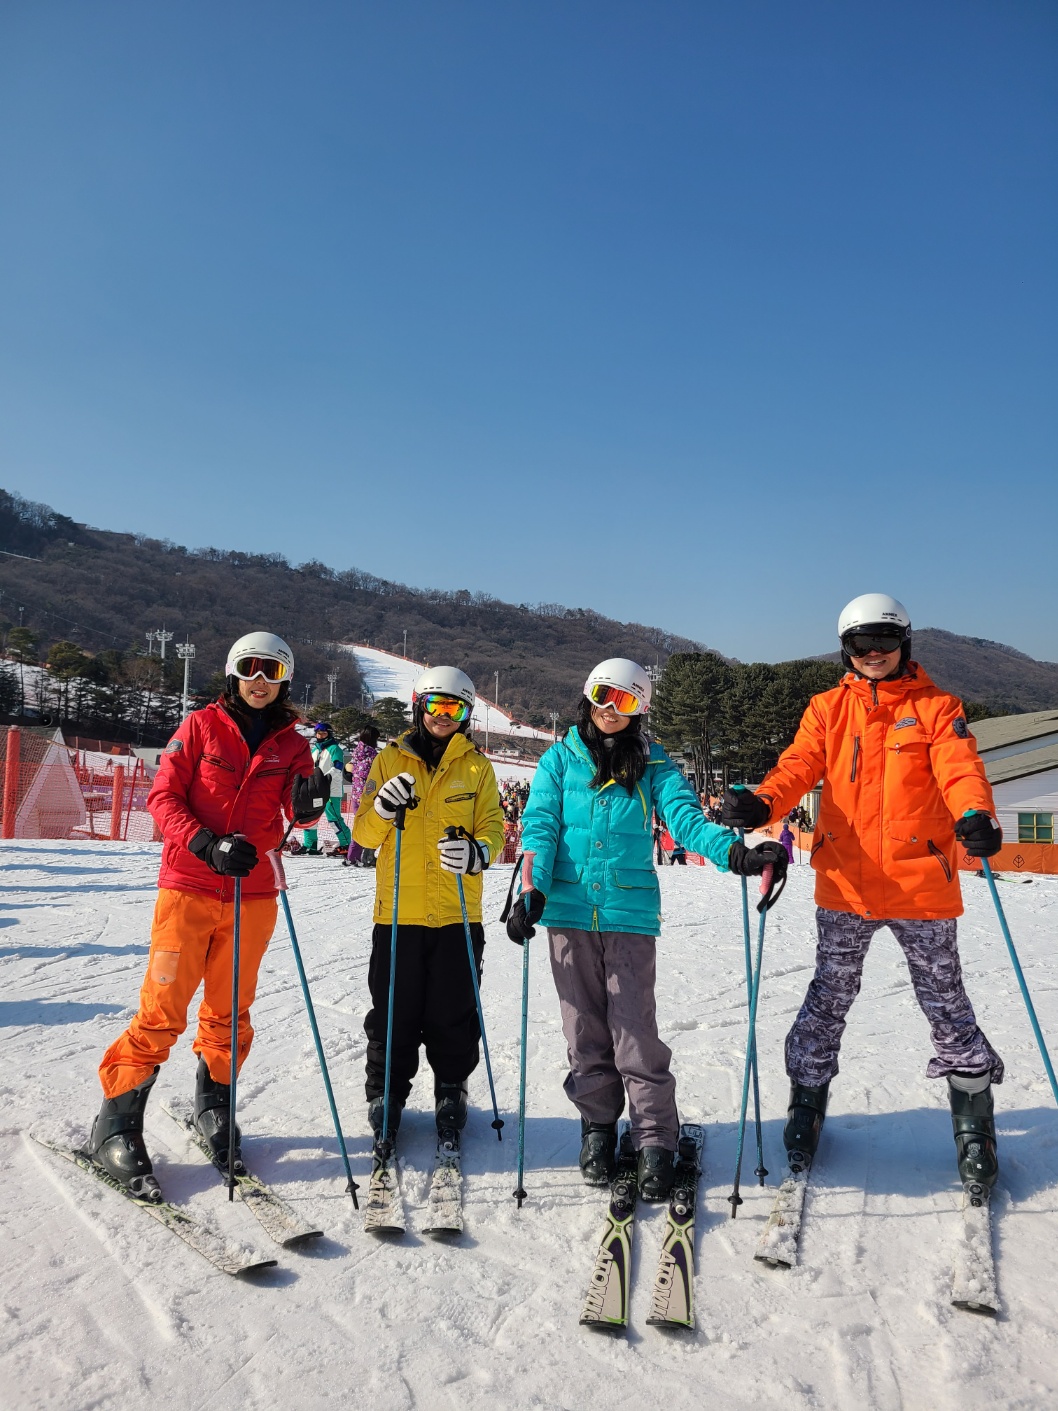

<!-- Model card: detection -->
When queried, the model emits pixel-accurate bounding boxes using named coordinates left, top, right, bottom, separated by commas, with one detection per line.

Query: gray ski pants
left=785, top=907, right=1004, bottom=1087
left=547, top=928, right=679, bottom=1151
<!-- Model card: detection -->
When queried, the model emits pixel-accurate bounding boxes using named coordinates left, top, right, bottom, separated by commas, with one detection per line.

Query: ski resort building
left=969, top=709, right=1058, bottom=875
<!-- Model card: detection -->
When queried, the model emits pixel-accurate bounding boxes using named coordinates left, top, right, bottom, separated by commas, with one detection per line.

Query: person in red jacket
left=723, top=595, right=1004, bottom=1195
left=88, top=632, right=326, bottom=1201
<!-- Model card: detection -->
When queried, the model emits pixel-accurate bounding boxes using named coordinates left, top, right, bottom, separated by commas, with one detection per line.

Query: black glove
left=721, top=786, right=772, bottom=830
left=506, top=890, right=546, bottom=944
left=954, top=811, right=1002, bottom=858
left=437, top=829, right=489, bottom=875
left=373, top=771, right=417, bottom=821
left=291, top=768, right=330, bottom=825
left=728, top=839, right=788, bottom=911
left=189, top=829, right=258, bottom=878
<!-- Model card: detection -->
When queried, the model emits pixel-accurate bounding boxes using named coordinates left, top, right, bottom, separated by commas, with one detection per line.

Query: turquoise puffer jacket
left=519, top=728, right=737, bottom=936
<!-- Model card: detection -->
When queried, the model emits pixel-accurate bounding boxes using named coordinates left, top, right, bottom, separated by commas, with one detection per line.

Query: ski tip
left=235, top=1258, right=280, bottom=1277
left=579, top=1317, right=628, bottom=1336
left=951, top=1297, right=998, bottom=1317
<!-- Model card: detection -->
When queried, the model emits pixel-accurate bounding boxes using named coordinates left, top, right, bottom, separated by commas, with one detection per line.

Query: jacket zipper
left=850, top=735, right=860, bottom=783
left=592, top=905, right=599, bottom=932
left=928, top=840, right=952, bottom=882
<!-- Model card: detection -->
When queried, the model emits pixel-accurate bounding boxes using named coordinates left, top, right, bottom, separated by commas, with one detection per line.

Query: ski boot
left=579, top=1119, right=618, bottom=1186
left=88, top=1069, right=162, bottom=1202
left=367, top=1096, right=403, bottom=1150
left=784, top=1080, right=829, bottom=1173
left=948, top=1073, right=998, bottom=1194
left=435, top=1080, right=468, bottom=1141
left=194, top=1057, right=244, bottom=1175
left=637, top=1146, right=676, bottom=1201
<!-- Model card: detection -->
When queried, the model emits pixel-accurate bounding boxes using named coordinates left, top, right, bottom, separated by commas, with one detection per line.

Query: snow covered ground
left=343, top=644, right=554, bottom=742
left=3, top=840, right=1058, bottom=1410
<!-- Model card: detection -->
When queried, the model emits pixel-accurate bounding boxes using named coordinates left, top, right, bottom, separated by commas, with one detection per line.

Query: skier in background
left=300, top=721, right=350, bottom=857
left=507, top=658, right=787, bottom=1201
left=723, top=593, right=1004, bottom=1191
left=88, top=632, right=325, bottom=1199
left=779, top=820, right=795, bottom=864
left=352, top=667, right=504, bottom=1152
left=343, top=724, right=381, bottom=866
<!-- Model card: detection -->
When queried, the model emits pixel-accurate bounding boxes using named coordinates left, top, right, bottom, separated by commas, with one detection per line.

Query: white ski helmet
left=583, top=658, right=652, bottom=714
left=225, top=631, right=295, bottom=680
left=837, top=593, right=911, bottom=639
left=412, top=665, right=476, bottom=709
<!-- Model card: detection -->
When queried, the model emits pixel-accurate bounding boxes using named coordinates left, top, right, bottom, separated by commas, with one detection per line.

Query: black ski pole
left=729, top=864, right=772, bottom=1216
left=228, top=874, right=242, bottom=1201
left=266, top=849, right=359, bottom=1208
left=514, top=852, right=535, bottom=1207
left=380, top=798, right=415, bottom=1162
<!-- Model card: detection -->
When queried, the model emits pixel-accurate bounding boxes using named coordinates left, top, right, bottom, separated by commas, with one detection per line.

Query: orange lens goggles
left=422, top=693, right=471, bottom=723
left=587, top=683, right=642, bottom=715
left=231, top=655, right=289, bottom=682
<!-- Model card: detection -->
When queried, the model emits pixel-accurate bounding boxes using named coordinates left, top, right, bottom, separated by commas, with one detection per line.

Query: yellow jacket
left=353, top=731, right=505, bottom=926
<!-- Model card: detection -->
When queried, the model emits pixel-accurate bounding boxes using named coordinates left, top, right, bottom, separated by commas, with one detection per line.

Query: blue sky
left=1, top=2, right=1055, bottom=663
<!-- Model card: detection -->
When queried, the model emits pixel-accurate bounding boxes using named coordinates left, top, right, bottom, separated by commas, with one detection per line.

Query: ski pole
left=729, top=864, right=773, bottom=1216
left=982, top=856, right=1058, bottom=1107
left=739, top=827, right=767, bottom=1185
left=444, top=826, right=504, bottom=1140
left=379, top=800, right=412, bottom=1162
left=266, top=850, right=360, bottom=1208
left=228, top=875, right=242, bottom=1201
left=514, top=850, right=535, bottom=1208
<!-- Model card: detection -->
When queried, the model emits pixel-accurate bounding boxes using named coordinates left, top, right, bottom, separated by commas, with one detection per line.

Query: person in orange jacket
left=723, top=594, right=1004, bottom=1194
left=88, top=632, right=326, bottom=1201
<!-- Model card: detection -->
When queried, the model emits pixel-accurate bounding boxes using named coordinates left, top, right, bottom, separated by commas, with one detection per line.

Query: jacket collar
left=396, top=728, right=475, bottom=768
left=841, top=660, right=936, bottom=705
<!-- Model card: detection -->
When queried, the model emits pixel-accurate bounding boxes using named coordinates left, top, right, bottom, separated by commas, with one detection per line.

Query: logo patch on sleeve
left=952, top=717, right=970, bottom=738
left=365, top=779, right=377, bottom=794
left=894, top=717, right=918, bottom=730
left=164, top=739, right=183, bottom=754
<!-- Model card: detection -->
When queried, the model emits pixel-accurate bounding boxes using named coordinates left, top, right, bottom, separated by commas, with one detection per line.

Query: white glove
left=437, top=833, right=489, bottom=875
left=373, top=772, right=417, bottom=821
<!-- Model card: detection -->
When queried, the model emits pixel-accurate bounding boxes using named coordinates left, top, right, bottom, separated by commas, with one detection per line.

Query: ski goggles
left=841, top=631, right=903, bottom=659
left=421, top=693, right=472, bottom=723
left=586, top=682, right=643, bottom=715
left=230, top=655, right=290, bottom=682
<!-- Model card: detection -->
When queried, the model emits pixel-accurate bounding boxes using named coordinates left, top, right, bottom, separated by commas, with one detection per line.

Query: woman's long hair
left=573, top=697, right=649, bottom=793
left=221, top=681, right=300, bottom=733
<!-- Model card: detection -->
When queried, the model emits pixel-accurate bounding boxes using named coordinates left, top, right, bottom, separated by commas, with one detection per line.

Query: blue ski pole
left=228, top=875, right=242, bottom=1201
left=982, top=855, right=1058, bottom=1107
left=379, top=800, right=413, bottom=1161
left=444, top=827, right=504, bottom=1140
left=266, top=849, right=359, bottom=1207
left=729, top=865, right=773, bottom=1216
left=739, top=827, right=767, bottom=1185
left=513, top=851, right=535, bottom=1207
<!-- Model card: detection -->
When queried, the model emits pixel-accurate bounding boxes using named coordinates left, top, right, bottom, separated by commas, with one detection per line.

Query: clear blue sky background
left=1, top=2, right=1055, bottom=663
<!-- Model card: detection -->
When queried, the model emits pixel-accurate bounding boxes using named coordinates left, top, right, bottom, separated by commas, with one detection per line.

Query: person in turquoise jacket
left=301, top=723, right=351, bottom=856
left=506, top=658, right=786, bottom=1200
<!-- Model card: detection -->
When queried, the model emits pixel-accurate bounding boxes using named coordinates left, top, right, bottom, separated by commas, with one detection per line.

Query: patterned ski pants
left=785, top=908, right=1004, bottom=1087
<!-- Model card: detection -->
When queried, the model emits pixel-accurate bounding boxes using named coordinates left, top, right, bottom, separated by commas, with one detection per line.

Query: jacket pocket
left=810, top=834, right=826, bottom=859
left=612, top=868, right=658, bottom=889
left=552, top=861, right=581, bottom=885
left=927, top=839, right=953, bottom=882
left=850, top=735, right=860, bottom=783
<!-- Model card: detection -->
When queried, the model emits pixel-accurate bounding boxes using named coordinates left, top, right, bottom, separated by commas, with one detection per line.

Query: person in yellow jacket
left=353, top=666, right=504, bottom=1145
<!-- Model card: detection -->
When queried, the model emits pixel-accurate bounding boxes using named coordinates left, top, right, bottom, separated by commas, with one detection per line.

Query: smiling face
left=848, top=645, right=902, bottom=680
left=591, top=704, right=632, bottom=735
left=238, top=676, right=282, bottom=710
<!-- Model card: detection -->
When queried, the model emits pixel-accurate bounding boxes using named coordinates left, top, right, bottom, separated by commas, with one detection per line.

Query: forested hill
left=0, top=489, right=710, bottom=722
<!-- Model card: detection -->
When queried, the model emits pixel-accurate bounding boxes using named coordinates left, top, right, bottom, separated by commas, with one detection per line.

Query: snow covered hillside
left=4, top=841, right=1058, bottom=1410
left=343, top=644, right=554, bottom=742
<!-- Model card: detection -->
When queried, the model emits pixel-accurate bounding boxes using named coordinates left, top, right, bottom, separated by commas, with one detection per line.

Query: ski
left=363, top=1145, right=406, bottom=1235
left=580, top=1122, right=638, bottom=1333
left=161, top=1098, right=324, bottom=1248
left=951, top=1181, right=998, bottom=1315
left=754, top=1163, right=811, bottom=1268
left=646, top=1124, right=705, bottom=1330
left=422, top=1131, right=463, bottom=1238
left=31, top=1135, right=277, bottom=1277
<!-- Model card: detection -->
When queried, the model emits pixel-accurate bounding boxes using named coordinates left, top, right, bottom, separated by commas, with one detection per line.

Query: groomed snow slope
left=3, top=840, right=1058, bottom=1410
left=343, top=644, right=554, bottom=741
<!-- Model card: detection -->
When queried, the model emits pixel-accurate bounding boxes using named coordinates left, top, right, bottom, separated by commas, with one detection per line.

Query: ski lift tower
left=176, top=641, right=196, bottom=719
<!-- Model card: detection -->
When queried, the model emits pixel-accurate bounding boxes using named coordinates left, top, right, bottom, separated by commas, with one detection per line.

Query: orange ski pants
left=98, top=888, right=278, bottom=1099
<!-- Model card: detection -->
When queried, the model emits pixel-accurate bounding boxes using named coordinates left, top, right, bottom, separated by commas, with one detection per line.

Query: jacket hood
left=840, top=661, right=937, bottom=703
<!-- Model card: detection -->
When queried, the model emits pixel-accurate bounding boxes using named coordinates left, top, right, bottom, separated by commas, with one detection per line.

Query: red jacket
left=148, top=701, right=313, bottom=901
left=755, top=665, right=994, bottom=920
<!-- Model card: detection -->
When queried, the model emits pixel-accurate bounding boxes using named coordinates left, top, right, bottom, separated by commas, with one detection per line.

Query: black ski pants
left=364, top=921, right=484, bottom=1106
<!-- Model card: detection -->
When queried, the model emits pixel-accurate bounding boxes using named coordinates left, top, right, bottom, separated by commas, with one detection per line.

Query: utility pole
left=402, top=629, right=408, bottom=658
left=550, top=710, right=559, bottom=741
left=327, top=671, right=339, bottom=705
left=494, top=670, right=500, bottom=715
left=145, top=631, right=156, bottom=656
left=176, top=641, right=195, bottom=718
left=155, top=628, right=174, bottom=661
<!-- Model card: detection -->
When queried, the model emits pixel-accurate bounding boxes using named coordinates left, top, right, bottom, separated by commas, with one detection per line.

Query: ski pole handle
left=759, top=864, right=773, bottom=899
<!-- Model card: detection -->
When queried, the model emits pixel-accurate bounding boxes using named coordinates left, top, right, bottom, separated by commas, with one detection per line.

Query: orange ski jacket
left=753, top=665, right=995, bottom=920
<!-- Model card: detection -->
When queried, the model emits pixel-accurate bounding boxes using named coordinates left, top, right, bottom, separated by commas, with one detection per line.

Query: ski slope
left=342, top=644, right=554, bottom=742
left=4, top=840, right=1058, bottom=1410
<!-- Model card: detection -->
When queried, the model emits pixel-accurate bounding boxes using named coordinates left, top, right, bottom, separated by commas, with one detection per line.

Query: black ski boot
left=194, top=1057, right=244, bottom=1175
left=367, top=1096, right=403, bottom=1148
left=783, top=1080, right=829, bottom=1172
left=435, top=1080, right=468, bottom=1147
left=948, top=1073, right=998, bottom=1192
left=579, top=1119, right=618, bottom=1186
left=637, top=1146, right=676, bottom=1201
left=88, top=1069, right=162, bottom=1202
